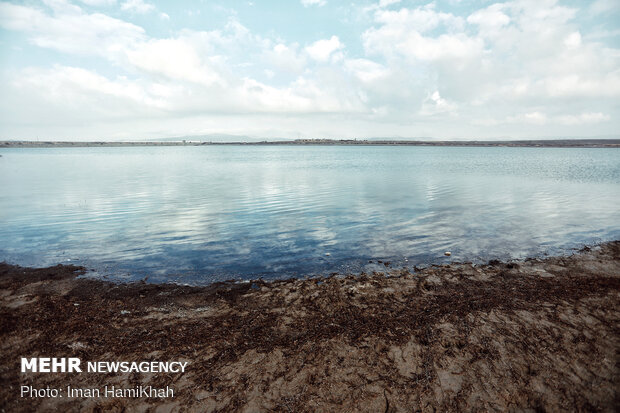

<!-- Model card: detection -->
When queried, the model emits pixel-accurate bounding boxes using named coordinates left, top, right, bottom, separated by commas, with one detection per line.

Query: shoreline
left=1, top=242, right=619, bottom=412
left=2, top=139, right=620, bottom=148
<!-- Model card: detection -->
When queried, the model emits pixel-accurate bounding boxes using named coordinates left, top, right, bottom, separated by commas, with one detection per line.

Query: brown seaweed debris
left=1, top=242, right=619, bottom=412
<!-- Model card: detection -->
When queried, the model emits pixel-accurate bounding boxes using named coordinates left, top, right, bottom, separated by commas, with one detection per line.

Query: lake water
left=1, top=146, right=619, bottom=284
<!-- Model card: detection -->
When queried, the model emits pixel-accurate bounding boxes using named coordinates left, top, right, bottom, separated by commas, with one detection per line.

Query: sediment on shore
left=1, top=242, right=619, bottom=412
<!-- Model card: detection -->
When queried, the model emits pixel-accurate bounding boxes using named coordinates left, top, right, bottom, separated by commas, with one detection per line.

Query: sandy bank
left=1, top=242, right=619, bottom=412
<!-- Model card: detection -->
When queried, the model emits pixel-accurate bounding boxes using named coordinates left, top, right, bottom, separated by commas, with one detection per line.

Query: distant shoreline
left=2, top=139, right=620, bottom=148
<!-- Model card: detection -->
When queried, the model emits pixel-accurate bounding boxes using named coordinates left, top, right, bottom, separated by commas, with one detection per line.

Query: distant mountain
left=153, top=134, right=286, bottom=143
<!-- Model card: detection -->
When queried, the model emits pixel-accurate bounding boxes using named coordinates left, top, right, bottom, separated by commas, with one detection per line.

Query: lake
left=1, top=145, right=619, bottom=284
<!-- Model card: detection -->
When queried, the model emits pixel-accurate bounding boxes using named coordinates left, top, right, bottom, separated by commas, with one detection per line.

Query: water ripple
left=0, top=146, right=619, bottom=283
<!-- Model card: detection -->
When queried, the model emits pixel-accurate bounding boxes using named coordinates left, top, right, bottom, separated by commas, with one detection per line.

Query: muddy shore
left=1, top=243, right=619, bottom=412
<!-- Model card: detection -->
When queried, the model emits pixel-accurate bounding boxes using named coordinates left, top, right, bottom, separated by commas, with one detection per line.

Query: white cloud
left=8, top=65, right=171, bottom=124
left=7, top=62, right=359, bottom=125
left=120, top=0, right=155, bottom=14
left=563, top=31, right=581, bottom=48
left=419, top=91, right=457, bottom=116
left=24, top=65, right=162, bottom=104
left=125, top=38, right=223, bottom=87
left=77, top=0, right=117, bottom=6
left=362, top=0, right=402, bottom=13
left=344, top=58, right=388, bottom=83
left=467, top=4, right=510, bottom=31
left=305, top=36, right=344, bottom=62
left=584, top=28, right=620, bottom=41
left=0, top=0, right=618, bottom=140
left=301, top=0, right=326, bottom=7
left=374, top=6, right=465, bottom=34
left=363, top=7, right=481, bottom=62
left=264, top=43, right=307, bottom=74
left=589, top=0, right=619, bottom=16
left=379, top=0, right=400, bottom=7
left=555, top=112, right=610, bottom=125
left=543, top=73, right=620, bottom=97
left=522, top=112, right=547, bottom=125
left=485, top=111, right=610, bottom=127
left=0, top=2, right=361, bottom=131
left=480, top=111, right=611, bottom=127
left=0, top=2, right=145, bottom=58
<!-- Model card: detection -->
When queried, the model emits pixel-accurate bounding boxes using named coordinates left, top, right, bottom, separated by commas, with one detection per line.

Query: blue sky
left=0, top=0, right=619, bottom=140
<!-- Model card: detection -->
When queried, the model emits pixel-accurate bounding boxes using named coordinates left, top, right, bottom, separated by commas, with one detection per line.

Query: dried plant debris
left=1, top=242, right=619, bottom=412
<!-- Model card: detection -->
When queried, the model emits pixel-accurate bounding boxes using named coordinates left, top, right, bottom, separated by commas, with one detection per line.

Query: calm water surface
left=1, top=146, right=619, bottom=283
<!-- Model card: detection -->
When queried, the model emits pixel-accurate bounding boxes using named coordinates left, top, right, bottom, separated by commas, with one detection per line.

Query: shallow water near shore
left=0, top=145, right=619, bottom=283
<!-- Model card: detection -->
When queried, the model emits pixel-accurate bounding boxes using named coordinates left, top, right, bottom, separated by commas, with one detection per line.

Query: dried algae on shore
left=1, top=242, right=619, bottom=412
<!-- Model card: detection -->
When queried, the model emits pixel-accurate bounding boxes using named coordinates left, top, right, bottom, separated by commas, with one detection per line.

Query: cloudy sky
left=0, top=0, right=618, bottom=140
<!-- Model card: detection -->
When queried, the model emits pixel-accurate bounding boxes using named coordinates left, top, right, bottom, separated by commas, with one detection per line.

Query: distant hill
left=153, top=134, right=284, bottom=143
